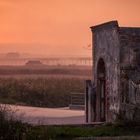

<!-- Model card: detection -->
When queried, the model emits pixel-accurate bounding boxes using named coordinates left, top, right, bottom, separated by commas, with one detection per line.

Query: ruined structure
left=86, top=21, right=140, bottom=123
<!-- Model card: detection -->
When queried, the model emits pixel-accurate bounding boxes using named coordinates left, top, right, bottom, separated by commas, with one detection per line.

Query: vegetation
left=0, top=65, right=91, bottom=76
left=0, top=76, right=87, bottom=107
left=0, top=65, right=91, bottom=107
left=1, top=121, right=140, bottom=139
left=45, top=125, right=140, bottom=139
left=0, top=105, right=140, bottom=140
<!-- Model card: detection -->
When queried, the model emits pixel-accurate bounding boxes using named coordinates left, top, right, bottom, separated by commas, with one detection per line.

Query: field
left=0, top=65, right=92, bottom=76
left=1, top=65, right=140, bottom=139
left=0, top=65, right=92, bottom=107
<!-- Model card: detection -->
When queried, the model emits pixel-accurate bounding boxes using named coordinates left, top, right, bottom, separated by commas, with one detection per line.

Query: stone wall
left=119, top=27, right=140, bottom=67
left=91, top=21, right=120, bottom=122
left=119, top=27, right=140, bottom=122
left=87, top=20, right=140, bottom=123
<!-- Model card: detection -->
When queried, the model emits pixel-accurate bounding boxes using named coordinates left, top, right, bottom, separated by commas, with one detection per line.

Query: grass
left=0, top=76, right=87, bottom=107
left=1, top=121, right=140, bottom=140
left=1, top=124, right=138, bottom=140
left=0, top=104, right=140, bottom=140
left=41, top=124, right=140, bottom=139
left=0, top=65, right=92, bottom=76
left=0, top=65, right=92, bottom=107
left=7, top=125, right=140, bottom=140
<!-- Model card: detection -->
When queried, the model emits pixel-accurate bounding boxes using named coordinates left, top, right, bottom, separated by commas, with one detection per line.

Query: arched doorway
left=97, top=58, right=106, bottom=122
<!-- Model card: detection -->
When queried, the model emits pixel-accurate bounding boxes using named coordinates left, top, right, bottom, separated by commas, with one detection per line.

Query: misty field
left=0, top=66, right=92, bottom=107
left=0, top=65, right=92, bottom=76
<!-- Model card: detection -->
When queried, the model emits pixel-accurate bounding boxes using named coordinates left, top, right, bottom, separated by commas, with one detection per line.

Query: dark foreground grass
left=1, top=121, right=139, bottom=140
left=40, top=124, right=140, bottom=140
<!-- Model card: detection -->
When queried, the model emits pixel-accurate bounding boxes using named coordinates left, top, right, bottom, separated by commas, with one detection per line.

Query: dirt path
left=10, top=105, right=85, bottom=125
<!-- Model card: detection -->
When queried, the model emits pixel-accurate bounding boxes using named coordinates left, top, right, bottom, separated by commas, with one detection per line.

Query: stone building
left=85, top=21, right=140, bottom=123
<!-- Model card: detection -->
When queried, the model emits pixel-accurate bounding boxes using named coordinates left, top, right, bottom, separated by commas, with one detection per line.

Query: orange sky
left=0, top=0, right=140, bottom=57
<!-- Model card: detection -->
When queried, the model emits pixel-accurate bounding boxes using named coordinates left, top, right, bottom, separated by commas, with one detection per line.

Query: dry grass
left=0, top=65, right=92, bottom=108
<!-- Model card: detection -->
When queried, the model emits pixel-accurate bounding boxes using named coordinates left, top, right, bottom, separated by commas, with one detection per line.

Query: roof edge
left=90, top=20, right=119, bottom=32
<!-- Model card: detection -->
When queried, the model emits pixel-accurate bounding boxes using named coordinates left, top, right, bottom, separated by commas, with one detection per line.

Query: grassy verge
left=1, top=123, right=140, bottom=140
left=38, top=124, right=140, bottom=139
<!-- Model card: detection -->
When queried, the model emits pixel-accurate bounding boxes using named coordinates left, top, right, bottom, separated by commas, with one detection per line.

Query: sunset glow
left=0, top=0, right=140, bottom=56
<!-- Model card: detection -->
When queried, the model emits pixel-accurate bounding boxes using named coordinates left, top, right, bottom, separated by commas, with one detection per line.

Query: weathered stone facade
left=85, top=21, right=140, bottom=123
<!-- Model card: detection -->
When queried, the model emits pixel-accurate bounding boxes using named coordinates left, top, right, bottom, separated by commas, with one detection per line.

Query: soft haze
left=0, top=0, right=140, bottom=57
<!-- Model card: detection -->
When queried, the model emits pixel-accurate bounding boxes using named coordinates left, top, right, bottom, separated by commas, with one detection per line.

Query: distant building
left=25, top=60, right=44, bottom=66
left=86, top=21, right=140, bottom=123
left=6, top=52, right=20, bottom=59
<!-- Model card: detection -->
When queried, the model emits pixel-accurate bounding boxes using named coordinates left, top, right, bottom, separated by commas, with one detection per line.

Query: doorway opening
left=97, top=58, right=106, bottom=122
